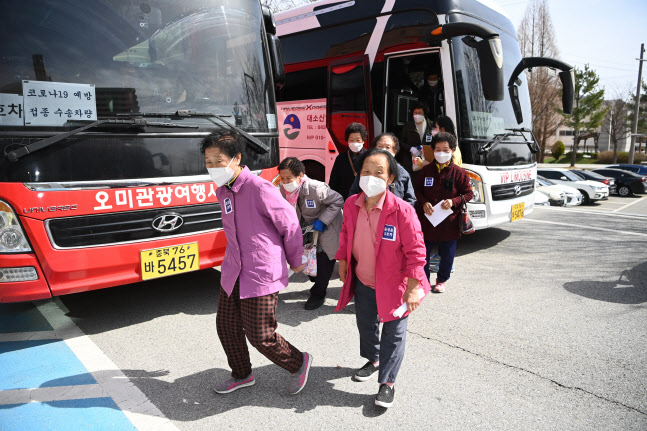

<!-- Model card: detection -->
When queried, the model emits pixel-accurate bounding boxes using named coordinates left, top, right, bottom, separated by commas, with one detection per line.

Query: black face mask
left=443, top=177, right=455, bottom=191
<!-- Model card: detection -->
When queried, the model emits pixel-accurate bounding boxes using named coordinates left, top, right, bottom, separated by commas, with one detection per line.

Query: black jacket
left=329, top=150, right=363, bottom=200
left=398, top=118, right=433, bottom=176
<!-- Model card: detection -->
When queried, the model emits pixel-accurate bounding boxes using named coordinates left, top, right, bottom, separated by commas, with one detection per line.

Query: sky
left=494, top=0, right=646, bottom=99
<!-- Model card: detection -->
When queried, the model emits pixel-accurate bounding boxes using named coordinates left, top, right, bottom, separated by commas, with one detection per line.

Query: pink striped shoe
left=288, top=352, right=313, bottom=395
left=214, top=374, right=255, bottom=394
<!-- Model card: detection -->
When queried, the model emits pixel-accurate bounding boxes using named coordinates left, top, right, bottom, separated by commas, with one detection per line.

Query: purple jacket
left=216, top=167, right=303, bottom=299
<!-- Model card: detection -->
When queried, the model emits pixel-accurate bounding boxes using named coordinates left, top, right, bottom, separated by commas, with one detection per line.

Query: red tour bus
left=0, top=0, right=286, bottom=302
left=275, top=0, right=574, bottom=227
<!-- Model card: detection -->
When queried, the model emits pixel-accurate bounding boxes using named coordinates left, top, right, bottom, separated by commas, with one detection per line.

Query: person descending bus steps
left=420, top=115, right=462, bottom=169
left=329, top=122, right=367, bottom=200
left=202, top=129, right=312, bottom=396
left=348, top=133, right=416, bottom=206
left=413, top=132, right=473, bottom=293
left=400, top=102, right=433, bottom=180
left=278, top=157, right=344, bottom=310
left=335, top=148, right=431, bottom=409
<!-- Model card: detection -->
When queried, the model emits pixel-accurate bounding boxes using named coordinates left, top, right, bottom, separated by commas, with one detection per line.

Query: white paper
left=0, top=93, right=25, bottom=126
left=23, top=81, right=97, bottom=126
left=425, top=202, right=453, bottom=227
left=393, top=288, right=425, bottom=318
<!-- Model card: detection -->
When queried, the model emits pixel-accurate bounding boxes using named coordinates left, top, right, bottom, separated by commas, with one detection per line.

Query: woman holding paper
left=335, top=148, right=431, bottom=409
left=414, top=132, right=473, bottom=293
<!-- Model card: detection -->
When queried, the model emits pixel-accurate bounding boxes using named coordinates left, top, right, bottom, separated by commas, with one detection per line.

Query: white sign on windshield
left=23, top=81, right=97, bottom=127
left=0, top=93, right=24, bottom=126
left=471, top=111, right=505, bottom=137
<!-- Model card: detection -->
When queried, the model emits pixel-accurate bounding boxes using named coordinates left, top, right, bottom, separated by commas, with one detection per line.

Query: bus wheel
left=303, top=160, right=325, bottom=182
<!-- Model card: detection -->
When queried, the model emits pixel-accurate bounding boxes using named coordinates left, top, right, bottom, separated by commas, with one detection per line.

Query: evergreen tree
left=562, top=65, right=608, bottom=167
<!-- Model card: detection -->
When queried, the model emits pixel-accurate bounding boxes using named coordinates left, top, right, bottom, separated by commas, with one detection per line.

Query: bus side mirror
left=431, top=23, right=504, bottom=101
left=559, top=69, right=574, bottom=115
left=508, top=57, right=575, bottom=123
left=267, top=34, right=285, bottom=89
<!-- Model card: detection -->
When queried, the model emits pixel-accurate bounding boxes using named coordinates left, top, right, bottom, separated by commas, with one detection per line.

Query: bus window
left=328, top=59, right=371, bottom=151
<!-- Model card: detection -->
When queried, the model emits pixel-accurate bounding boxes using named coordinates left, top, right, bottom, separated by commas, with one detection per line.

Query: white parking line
left=0, top=384, right=107, bottom=405
left=520, top=218, right=647, bottom=237
left=614, top=197, right=646, bottom=213
left=34, top=300, right=180, bottom=431
left=533, top=206, right=647, bottom=220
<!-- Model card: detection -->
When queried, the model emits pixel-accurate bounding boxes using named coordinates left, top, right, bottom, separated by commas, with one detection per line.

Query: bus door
left=327, top=56, right=373, bottom=153
left=383, top=50, right=443, bottom=139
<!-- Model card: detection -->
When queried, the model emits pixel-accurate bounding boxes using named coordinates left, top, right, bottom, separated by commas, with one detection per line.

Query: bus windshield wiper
left=6, top=118, right=198, bottom=162
left=478, top=127, right=539, bottom=155
left=118, top=110, right=270, bottom=154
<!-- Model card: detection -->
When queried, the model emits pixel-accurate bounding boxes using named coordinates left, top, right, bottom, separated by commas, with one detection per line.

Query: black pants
left=308, top=250, right=336, bottom=297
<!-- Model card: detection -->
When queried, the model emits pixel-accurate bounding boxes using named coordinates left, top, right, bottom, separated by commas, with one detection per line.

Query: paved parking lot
left=1, top=199, right=646, bottom=431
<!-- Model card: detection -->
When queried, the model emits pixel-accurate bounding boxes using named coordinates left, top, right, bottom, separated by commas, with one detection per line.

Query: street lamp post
left=629, top=43, right=645, bottom=164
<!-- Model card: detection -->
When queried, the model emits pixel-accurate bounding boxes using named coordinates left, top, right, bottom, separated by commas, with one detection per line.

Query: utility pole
left=629, top=43, right=645, bottom=164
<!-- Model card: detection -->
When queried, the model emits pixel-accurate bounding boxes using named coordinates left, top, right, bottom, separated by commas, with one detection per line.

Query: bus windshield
left=0, top=0, right=275, bottom=133
left=1, top=0, right=280, bottom=182
left=452, top=24, right=534, bottom=167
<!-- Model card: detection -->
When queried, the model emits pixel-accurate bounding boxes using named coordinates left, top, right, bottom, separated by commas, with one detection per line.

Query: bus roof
left=276, top=0, right=515, bottom=38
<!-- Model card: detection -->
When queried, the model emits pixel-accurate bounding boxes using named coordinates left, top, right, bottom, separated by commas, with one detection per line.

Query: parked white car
left=536, top=176, right=583, bottom=206
left=533, top=190, right=550, bottom=206
left=537, top=168, right=609, bottom=204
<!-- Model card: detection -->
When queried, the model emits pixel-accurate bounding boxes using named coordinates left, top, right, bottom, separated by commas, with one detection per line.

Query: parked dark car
left=605, top=164, right=647, bottom=176
left=571, top=169, right=617, bottom=194
left=592, top=168, right=647, bottom=196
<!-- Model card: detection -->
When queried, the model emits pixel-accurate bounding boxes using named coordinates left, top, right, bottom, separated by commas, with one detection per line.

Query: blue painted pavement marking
left=0, top=397, right=138, bottom=431
left=0, top=303, right=53, bottom=333
left=0, top=340, right=96, bottom=390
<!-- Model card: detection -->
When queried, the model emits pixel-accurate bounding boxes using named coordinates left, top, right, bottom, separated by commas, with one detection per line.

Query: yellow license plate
left=511, top=202, right=525, bottom=222
left=140, top=242, right=199, bottom=281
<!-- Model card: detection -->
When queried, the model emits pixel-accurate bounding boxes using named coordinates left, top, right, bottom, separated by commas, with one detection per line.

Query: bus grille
left=490, top=180, right=535, bottom=201
left=47, top=203, right=222, bottom=248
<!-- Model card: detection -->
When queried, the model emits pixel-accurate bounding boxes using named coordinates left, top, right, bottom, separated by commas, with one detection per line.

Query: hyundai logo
left=152, top=214, right=184, bottom=232
left=514, top=185, right=522, bottom=196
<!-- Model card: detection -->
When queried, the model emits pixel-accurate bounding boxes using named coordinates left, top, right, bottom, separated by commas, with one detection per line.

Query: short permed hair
left=199, top=128, right=244, bottom=159
left=344, top=122, right=367, bottom=142
left=373, top=132, right=400, bottom=153
left=278, top=157, right=306, bottom=176
left=412, top=101, right=427, bottom=116
left=358, top=148, right=399, bottom=183
left=431, top=131, right=457, bottom=150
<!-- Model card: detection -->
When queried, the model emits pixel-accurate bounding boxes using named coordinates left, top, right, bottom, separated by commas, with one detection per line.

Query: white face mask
left=207, top=157, right=236, bottom=187
left=413, top=114, right=424, bottom=124
left=282, top=180, right=300, bottom=193
left=359, top=175, right=387, bottom=198
left=349, top=142, right=364, bottom=153
left=431, top=129, right=439, bottom=136
left=434, top=151, right=452, bottom=164
left=428, top=80, right=438, bottom=87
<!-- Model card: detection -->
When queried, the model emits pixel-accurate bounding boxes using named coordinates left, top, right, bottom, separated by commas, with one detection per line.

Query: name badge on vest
left=425, top=177, right=434, bottom=187
left=224, top=197, right=233, bottom=214
left=382, top=225, right=396, bottom=241
left=425, top=134, right=432, bottom=143
left=305, top=199, right=316, bottom=209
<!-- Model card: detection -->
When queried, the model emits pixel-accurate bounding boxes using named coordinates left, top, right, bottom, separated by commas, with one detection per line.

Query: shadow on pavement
left=563, top=261, right=647, bottom=304
left=456, top=227, right=511, bottom=257
left=57, top=267, right=344, bottom=334
left=35, top=365, right=386, bottom=419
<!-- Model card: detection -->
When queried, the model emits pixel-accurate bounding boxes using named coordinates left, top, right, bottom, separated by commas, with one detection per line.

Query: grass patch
left=543, top=154, right=598, bottom=164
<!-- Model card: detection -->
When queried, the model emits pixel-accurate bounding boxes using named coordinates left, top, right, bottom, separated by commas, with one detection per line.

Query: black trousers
left=308, top=250, right=336, bottom=297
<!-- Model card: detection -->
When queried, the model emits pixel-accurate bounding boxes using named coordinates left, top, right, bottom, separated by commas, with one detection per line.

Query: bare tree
left=517, top=0, right=561, bottom=163
left=601, top=90, right=631, bottom=163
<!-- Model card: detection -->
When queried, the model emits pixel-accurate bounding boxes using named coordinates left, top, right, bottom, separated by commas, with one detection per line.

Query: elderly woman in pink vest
left=335, top=148, right=431, bottom=409
left=202, top=129, right=312, bottom=396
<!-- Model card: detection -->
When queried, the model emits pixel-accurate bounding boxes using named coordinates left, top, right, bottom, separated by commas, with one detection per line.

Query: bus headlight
left=466, top=170, right=485, bottom=204
left=0, top=200, right=32, bottom=253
